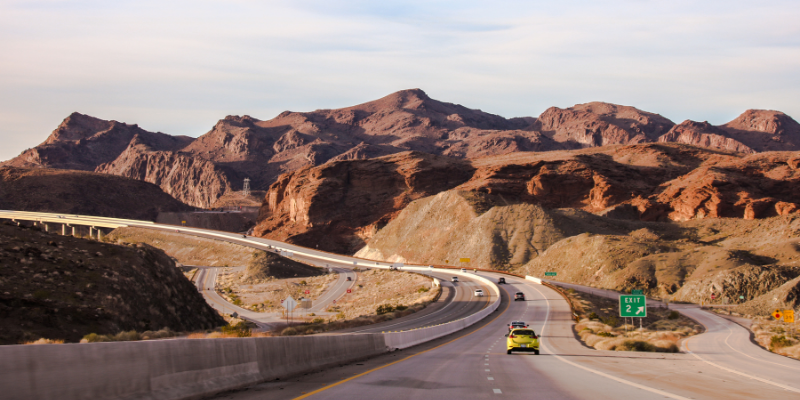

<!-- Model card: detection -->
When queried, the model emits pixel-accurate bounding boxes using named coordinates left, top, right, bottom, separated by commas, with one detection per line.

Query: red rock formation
left=533, top=102, right=675, bottom=147
left=253, top=151, right=474, bottom=253
left=253, top=143, right=800, bottom=253
left=5, top=92, right=799, bottom=212
left=722, top=110, right=800, bottom=152
left=658, top=120, right=755, bottom=154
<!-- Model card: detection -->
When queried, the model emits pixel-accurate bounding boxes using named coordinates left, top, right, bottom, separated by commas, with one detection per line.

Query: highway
left=210, top=273, right=800, bottom=400
left=4, top=210, right=800, bottom=399
left=0, top=210, right=492, bottom=334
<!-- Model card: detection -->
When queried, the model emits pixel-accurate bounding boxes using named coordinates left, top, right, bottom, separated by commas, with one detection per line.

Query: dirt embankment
left=107, top=227, right=257, bottom=267
left=359, top=189, right=800, bottom=311
left=0, top=222, right=224, bottom=344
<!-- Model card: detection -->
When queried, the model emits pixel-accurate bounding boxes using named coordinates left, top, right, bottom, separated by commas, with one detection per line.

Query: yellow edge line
left=292, top=292, right=510, bottom=400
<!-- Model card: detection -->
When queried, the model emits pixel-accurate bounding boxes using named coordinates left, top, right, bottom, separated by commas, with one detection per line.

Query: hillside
left=4, top=90, right=798, bottom=208
left=256, top=143, right=800, bottom=253
left=0, top=167, right=193, bottom=220
left=0, top=222, right=224, bottom=344
left=355, top=189, right=800, bottom=313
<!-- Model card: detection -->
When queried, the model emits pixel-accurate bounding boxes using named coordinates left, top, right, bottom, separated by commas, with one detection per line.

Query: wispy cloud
left=1, top=0, right=799, bottom=159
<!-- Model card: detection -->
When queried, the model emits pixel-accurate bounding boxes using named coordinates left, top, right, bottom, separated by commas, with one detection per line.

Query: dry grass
left=750, top=315, right=800, bottom=360
left=106, top=227, right=257, bottom=267
left=576, top=319, right=689, bottom=352
left=24, top=338, right=65, bottom=345
left=217, top=268, right=338, bottom=312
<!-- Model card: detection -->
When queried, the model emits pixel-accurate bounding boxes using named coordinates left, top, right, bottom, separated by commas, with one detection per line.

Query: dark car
left=346, top=277, right=352, bottom=281
left=514, top=292, right=525, bottom=301
left=497, top=277, right=506, bottom=284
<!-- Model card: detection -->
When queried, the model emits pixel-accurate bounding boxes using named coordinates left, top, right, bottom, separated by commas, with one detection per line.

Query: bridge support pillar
left=97, top=228, right=104, bottom=240
left=71, top=226, right=77, bottom=237
left=89, top=227, right=94, bottom=238
left=62, top=224, right=67, bottom=235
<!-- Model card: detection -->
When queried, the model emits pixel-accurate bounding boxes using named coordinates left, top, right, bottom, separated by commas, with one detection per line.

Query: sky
left=1, top=0, right=799, bottom=161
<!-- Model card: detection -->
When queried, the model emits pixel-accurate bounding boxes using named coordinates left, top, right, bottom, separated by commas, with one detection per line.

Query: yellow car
left=506, top=328, right=539, bottom=355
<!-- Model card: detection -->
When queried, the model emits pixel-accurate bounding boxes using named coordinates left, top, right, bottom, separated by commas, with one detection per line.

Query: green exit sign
left=544, top=272, right=557, bottom=277
left=631, top=289, right=643, bottom=295
left=619, top=295, right=647, bottom=317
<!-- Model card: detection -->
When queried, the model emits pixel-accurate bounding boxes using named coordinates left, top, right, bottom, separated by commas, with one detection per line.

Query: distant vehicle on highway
left=460, top=268, right=467, bottom=273
left=474, top=289, right=484, bottom=297
left=346, top=277, right=352, bottom=281
left=508, top=321, right=528, bottom=331
left=451, top=276, right=458, bottom=282
left=497, top=277, right=506, bottom=284
left=506, top=328, right=539, bottom=355
left=514, top=292, right=525, bottom=301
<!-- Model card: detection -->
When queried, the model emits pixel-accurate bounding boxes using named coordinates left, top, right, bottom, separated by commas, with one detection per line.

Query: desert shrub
left=312, top=318, right=325, bottom=324
left=771, top=335, right=792, bottom=349
left=588, top=312, right=599, bottom=320
left=299, top=280, right=307, bottom=285
left=596, top=331, right=615, bottom=338
left=281, top=327, right=298, bottom=336
left=24, top=338, right=64, bottom=345
left=616, top=340, right=656, bottom=352
left=377, top=304, right=395, bottom=315
left=395, top=304, right=408, bottom=311
left=113, top=330, right=141, bottom=341
left=417, top=287, right=430, bottom=293
left=222, top=322, right=252, bottom=337
left=668, top=311, right=680, bottom=320
left=601, top=316, right=618, bottom=327
left=81, top=333, right=112, bottom=343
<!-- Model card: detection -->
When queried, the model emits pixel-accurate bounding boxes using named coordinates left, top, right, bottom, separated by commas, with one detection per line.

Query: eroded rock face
left=255, top=143, right=800, bottom=253
left=253, top=152, right=475, bottom=253
left=658, top=120, right=755, bottom=154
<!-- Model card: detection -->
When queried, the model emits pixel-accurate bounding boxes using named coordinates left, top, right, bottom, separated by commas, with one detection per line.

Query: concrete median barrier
left=0, top=334, right=387, bottom=400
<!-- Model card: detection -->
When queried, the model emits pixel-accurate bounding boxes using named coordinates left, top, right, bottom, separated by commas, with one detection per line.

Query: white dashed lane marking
left=488, top=377, right=494, bottom=381
left=493, top=389, right=502, bottom=394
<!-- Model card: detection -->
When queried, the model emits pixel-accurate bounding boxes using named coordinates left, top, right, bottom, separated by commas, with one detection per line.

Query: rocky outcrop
left=257, top=143, right=800, bottom=253
left=722, top=109, right=800, bottom=152
left=0, top=223, right=224, bottom=344
left=95, top=139, right=233, bottom=209
left=533, top=102, right=675, bottom=147
left=658, top=120, right=755, bottom=154
left=253, top=151, right=475, bottom=254
left=0, top=167, right=192, bottom=220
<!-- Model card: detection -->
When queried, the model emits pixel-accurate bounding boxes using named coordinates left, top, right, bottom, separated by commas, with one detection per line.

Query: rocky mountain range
left=255, top=143, right=800, bottom=254
left=4, top=89, right=798, bottom=209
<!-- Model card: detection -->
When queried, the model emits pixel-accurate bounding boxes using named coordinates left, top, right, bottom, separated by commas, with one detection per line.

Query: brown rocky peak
left=724, top=109, right=800, bottom=136
left=44, top=112, right=116, bottom=145
left=534, top=102, right=675, bottom=147
left=658, top=120, right=754, bottom=154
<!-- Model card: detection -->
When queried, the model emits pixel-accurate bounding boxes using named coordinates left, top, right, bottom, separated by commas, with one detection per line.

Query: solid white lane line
left=684, top=345, right=800, bottom=394
left=529, top=284, right=693, bottom=400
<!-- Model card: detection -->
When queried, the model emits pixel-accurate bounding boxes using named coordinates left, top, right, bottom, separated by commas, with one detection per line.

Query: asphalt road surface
left=209, top=273, right=800, bottom=400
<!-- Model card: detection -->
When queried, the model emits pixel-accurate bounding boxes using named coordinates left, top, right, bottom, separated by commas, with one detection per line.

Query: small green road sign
left=619, top=295, right=647, bottom=317
left=631, top=289, right=643, bottom=295
left=544, top=272, right=557, bottom=277
left=739, top=295, right=745, bottom=300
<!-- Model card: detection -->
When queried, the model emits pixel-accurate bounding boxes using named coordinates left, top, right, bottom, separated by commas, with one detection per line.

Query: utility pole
left=243, top=178, right=250, bottom=197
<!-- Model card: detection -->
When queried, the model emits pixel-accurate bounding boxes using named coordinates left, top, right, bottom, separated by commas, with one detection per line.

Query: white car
left=460, top=268, right=467, bottom=273
left=451, top=277, right=459, bottom=282
left=474, top=289, right=484, bottom=297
